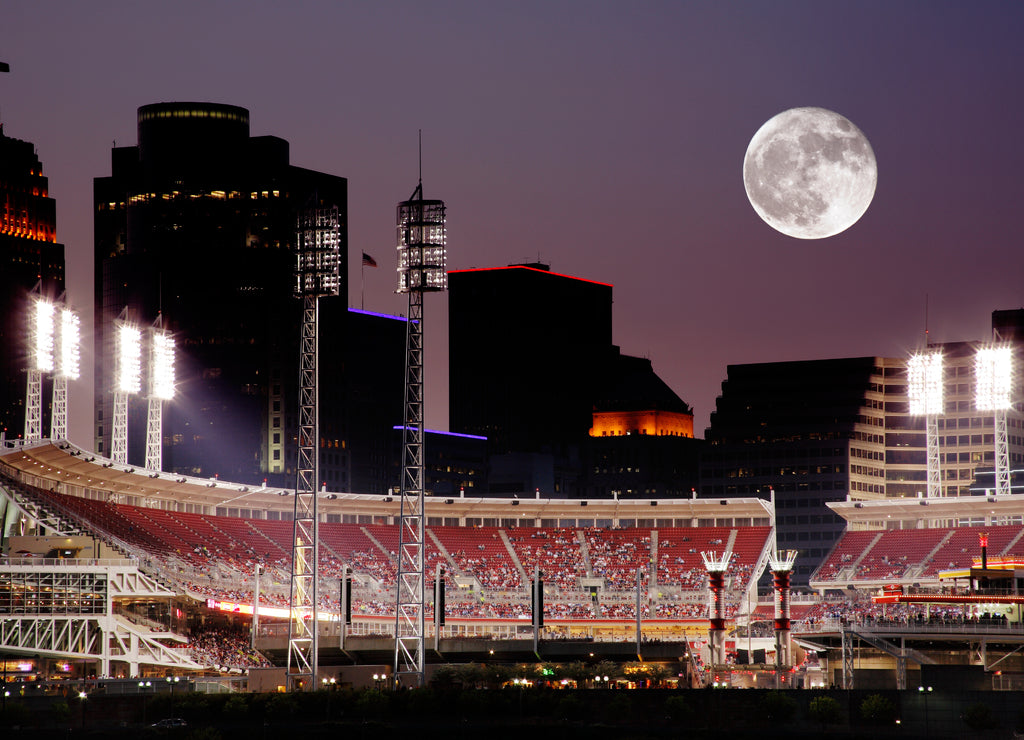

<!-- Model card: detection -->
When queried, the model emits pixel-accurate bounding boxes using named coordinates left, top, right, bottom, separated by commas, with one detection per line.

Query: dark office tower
left=993, top=309, right=1024, bottom=342
left=0, top=125, right=65, bottom=439
left=448, top=263, right=613, bottom=457
left=94, top=103, right=348, bottom=482
left=701, top=357, right=893, bottom=588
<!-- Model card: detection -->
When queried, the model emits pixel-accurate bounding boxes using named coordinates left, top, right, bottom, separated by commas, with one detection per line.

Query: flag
left=361, top=252, right=378, bottom=268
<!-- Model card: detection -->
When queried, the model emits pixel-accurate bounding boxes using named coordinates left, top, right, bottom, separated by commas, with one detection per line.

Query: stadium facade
left=7, top=439, right=1024, bottom=690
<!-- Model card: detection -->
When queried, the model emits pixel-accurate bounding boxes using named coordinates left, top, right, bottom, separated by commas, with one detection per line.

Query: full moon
left=743, top=107, right=877, bottom=239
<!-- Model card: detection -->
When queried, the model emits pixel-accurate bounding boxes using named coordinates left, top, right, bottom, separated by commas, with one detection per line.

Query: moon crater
left=743, top=107, right=877, bottom=239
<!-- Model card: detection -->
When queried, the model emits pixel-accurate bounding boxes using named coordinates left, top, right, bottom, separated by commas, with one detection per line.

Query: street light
left=78, top=689, right=87, bottom=731
left=918, top=685, right=933, bottom=734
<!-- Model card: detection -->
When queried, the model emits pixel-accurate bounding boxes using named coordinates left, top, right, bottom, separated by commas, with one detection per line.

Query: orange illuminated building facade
left=590, top=408, right=694, bottom=438
left=0, top=124, right=65, bottom=439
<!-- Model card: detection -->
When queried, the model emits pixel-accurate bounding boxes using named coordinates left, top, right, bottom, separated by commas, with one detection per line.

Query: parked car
left=151, top=718, right=188, bottom=728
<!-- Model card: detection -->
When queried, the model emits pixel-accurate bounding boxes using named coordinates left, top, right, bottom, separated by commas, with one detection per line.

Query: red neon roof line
left=872, top=593, right=1024, bottom=605
left=448, top=265, right=613, bottom=287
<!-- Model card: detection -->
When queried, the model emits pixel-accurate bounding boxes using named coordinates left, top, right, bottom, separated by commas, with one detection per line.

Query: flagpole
left=361, top=260, right=365, bottom=310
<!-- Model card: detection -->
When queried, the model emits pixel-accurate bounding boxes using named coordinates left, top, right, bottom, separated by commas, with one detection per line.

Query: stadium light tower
left=976, top=345, right=1013, bottom=496
left=50, top=305, right=81, bottom=441
left=287, top=205, right=340, bottom=691
left=145, top=318, right=175, bottom=471
left=24, top=291, right=55, bottom=441
left=393, top=173, right=447, bottom=689
left=112, top=317, right=142, bottom=465
left=908, top=351, right=944, bottom=498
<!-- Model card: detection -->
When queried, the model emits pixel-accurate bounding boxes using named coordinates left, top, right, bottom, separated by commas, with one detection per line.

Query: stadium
left=4, top=437, right=1024, bottom=695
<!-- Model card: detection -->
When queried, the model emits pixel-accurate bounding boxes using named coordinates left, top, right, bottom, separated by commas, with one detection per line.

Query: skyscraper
left=701, top=357, right=891, bottom=586
left=0, top=124, right=65, bottom=440
left=94, top=103, right=401, bottom=487
left=702, top=323, right=1024, bottom=588
left=449, top=263, right=613, bottom=457
left=449, top=262, right=698, bottom=497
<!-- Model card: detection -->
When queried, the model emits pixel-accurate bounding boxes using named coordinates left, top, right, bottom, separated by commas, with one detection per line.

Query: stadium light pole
left=287, top=204, right=341, bottom=691
left=112, top=316, right=142, bottom=465
left=908, top=352, right=944, bottom=498
left=24, top=291, right=55, bottom=441
left=975, top=345, right=1013, bottom=496
left=393, top=172, right=447, bottom=689
left=145, top=319, right=175, bottom=471
left=50, top=304, right=81, bottom=441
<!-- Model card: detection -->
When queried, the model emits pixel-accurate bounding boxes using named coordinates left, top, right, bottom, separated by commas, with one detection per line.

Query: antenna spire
left=924, top=293, right=930, bottom=346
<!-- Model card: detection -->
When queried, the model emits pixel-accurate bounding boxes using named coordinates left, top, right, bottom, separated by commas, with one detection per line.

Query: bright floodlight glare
left=151, top=331, right=176, bottom=400
left=33, top=298, right=55, bottom=372
left=58, top=308, right=81, bottom=380
left=116, top=324, right=142, bottom=394
left=908, top=352, right=943, bottom=415
left=976, top=346, right=1012, bottom=411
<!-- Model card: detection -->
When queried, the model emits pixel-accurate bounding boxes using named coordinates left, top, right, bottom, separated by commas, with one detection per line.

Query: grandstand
left=0, top=440, right=774, bottom=680
left=7, top=438, right=1024, bottom=689
left=809, top=497, right=1024, bottom=591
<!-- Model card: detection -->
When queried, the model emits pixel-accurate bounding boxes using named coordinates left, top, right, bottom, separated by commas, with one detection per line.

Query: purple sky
left=3, top=1, right=1023, bottom=449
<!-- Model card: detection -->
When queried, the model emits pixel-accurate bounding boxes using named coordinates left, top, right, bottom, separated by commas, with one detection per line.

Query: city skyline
left=2, top=1, right=1023, bottom=451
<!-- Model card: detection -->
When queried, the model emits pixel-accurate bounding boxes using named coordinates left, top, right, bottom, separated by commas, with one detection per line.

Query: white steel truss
left=0, top=615, right=201, bottom=677
left=925, top=414, right=941, bottom=497
left=0, top=561, right=198, bottom=676
left=24, top=368, right=42, bottom=441
left=994, top=410, right=1010, bottom=495
left=111, top=391, right=129, bottom=465
left=51, top=376, right=68, bottom=440
left=145, top=396, right=163, bottom=471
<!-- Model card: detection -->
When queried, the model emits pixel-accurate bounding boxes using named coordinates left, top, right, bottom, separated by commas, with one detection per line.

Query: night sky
left=3, top=1, right=1023, bottom=450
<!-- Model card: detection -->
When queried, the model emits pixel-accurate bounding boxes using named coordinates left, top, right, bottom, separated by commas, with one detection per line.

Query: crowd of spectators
left=187, top=625, right=272, bottom=671
left=794, top=599, right=1015, bottom=630
left=508, top=528, right=589, bottom=591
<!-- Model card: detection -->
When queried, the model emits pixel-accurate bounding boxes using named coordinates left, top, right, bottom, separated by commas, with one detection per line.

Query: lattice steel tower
left=145, top=316, right=175, bottom=471
left=51, top=303, right=81, bottom=442
left=393, top=178, right=446, bottom=688
left=287, top=205, right=340, bottom=690
left=908, top=352, right=943, bottom=498
left=24, top=289, right=53, bottom=442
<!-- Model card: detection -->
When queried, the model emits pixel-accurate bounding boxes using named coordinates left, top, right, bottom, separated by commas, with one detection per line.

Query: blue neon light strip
left=392, top=425, right=487, bottom=441
left=349, top=308, right=408, bottom=322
